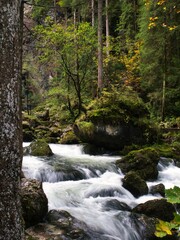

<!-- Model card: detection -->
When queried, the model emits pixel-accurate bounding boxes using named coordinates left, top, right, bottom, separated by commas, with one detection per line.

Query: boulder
left=60, top=129, right=80, bottom=144
left=116, top=148, right=160, bottom=180
left=132, top=199, right=175, bottom=222
left=134, top=214, right=178, bottom=240
left=122, top=171, right=148, bottom=197
left=21, top=178, right=48, bottom=228
left=74, top=122, right=150, bottom=151
left=25, top=210, right=91, bottom=239
left=25, top=139, right=53, bottom=156
left=149, top=183, right=165, bottom=197
left=103, top=199, right=131, bottom=211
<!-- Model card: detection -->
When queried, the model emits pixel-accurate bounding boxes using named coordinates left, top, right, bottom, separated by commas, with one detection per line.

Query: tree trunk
left=97, top=0, right=103, bottom=94
left=105, top=0, right=110, bottom=57
left=91, top=0, right=95, bottom=27
left=0, top=1, right=24, bottom=239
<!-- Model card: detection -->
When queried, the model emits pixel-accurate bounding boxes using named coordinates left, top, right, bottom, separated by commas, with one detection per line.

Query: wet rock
left=133, top=214, right=178, bottom=240
left=21, top=178, right=48, bottom=228
left=103, top=199, right=131, bottom=211
left=116, top=148, right=160, bottom=180
left=149, top=183, right=165, bottom=197
left=132, top=199, right=176, bottom=222
left=122, top=171, right=148, bottom=197
left=25, top=139, right=53, bottom=156
left=26, top=210, right=91, bottom=240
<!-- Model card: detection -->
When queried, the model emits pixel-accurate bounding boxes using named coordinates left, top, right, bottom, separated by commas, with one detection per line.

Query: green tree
left=35, top=21, right=97, bottom=118
left=139, top=0, right=180, bottom=120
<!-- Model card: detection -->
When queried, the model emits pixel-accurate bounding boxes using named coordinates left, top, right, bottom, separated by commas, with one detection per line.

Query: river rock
left=26, top=210, right=91, bottom=239
left=122, top=171, right=148, bottom=197
left=21, top=178, right=48, bottom=228
left=103, top=199, right=131, bottom=211
left=132, top=199, right=176, bottom=222
left=116, top=148, right=160, bottom=180
left=25, top=139, right=53, bottom=156
left=149, top=183, right=165, bottom=197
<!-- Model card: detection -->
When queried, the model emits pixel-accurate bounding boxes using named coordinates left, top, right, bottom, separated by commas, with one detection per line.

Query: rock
left=134, top=214, right=178, bottom=240
left=23, top=130, right=35, bottom=142
left=132, top=199, right=176, bottom=222
left=60, top=129, right=80, bottom=144
left=122, top=171, right=148, bottom=197
left=103, top=199, right=131, bottom=211
left=149, top=184, right=165, bottom=197
left=25, top=139, right=53, bottom=156
left=74, top=122, right=151, bottom=151
left=36, top=109, right=50, bottom=121
left=22, top=120, right=35, bottom=142
left=21, top=178, right=48, bottom=228
left=25, top=210, right=91, bottom=240
left=116, top=148, right=160, bottom=180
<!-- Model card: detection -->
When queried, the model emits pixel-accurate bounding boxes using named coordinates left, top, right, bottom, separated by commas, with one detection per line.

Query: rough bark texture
left=0, top=0, right=24, bottom=239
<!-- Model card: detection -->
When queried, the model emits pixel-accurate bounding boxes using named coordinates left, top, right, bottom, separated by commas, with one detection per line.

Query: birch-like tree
left=0, top=1, right=24, bottom=239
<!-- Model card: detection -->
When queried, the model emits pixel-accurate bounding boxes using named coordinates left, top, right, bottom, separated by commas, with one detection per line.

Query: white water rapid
left=22, top=143, right=180, bottom=240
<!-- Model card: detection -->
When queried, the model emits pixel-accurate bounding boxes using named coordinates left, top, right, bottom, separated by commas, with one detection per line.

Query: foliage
left=138, top=0, right=180, bottom=119
left=155, top=186, right=180, bottom=238
left=86, top=85, right=149, bottom=125
left=166, top=186, right=180, bottom=204
left=34, top=21, right=97, bottom=118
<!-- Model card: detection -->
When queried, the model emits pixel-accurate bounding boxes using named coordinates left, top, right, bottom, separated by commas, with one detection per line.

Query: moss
left=29, top=139, right=53, bottom=156
left=76, top=121, right=95, bottom=136
left=86, top=86, right=149, bottom=125
left=60, top=130, right=79, bottom=144
left=116, top=147, right=160, bottom=180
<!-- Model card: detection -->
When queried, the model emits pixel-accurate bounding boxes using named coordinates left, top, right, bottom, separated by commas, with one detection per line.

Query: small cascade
left=22, top=143, right=180, bottom=240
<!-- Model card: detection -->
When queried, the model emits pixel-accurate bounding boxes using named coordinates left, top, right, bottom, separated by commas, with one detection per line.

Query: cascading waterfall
left=23, top=143, right=180, bottom=240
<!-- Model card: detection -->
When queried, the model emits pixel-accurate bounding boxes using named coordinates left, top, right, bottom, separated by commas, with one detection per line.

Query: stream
left=23, top=143, right=180, bottom=240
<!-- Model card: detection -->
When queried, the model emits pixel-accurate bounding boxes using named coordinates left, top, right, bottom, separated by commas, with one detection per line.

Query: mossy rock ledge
left=74, top=121, right=152, bottom=151
left=24, top=140, right=53, bottom=156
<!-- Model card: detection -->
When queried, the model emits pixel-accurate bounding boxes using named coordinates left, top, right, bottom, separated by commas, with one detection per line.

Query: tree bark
left=0, top=0, right=24, bottom=239
left=97, top=0, right=103, bottom=93
left=105, top=0, right=110, bottom=57
left=91, top=0, right=95, bottom=27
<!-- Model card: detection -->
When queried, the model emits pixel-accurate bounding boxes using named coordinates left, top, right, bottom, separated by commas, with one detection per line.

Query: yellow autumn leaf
left=157, top=220, right=172, bottom=235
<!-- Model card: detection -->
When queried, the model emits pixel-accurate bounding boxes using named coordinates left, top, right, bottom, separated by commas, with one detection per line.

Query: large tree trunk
left=0, top=1, right=24, bottom=239
left=97, top=0, right=103, bottom=94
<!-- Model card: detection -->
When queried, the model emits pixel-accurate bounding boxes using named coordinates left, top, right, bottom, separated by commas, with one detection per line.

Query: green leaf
left=166, top=186, right=180, bottom=204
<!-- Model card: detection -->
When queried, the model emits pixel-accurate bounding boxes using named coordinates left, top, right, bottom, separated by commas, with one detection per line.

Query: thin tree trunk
left=0, top=0, right=24, bottom=239
left=97, top=0, right=103, bottom=94
left=105, top=0, right=110, bottom=57
left=91, top=0, right=95, bottom=27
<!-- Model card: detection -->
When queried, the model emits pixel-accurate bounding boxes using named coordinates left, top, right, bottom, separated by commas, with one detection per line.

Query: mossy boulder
left=132, top=199, right=176, bottom=222
left=60, top=129, right=80, bottom=144
left=21, top=178, right=48, bottom=228
left=122, top=171, right=148, bottom=197
left=116, top=148, right=160, bottom=180
left=74, top=87, right=156, bottom=150
left=26, top=140, right=53, bottom=156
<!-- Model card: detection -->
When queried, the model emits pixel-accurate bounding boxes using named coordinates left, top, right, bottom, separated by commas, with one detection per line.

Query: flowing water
left=22, top=143, right=180, bottom=240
